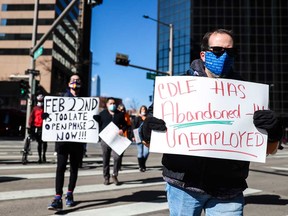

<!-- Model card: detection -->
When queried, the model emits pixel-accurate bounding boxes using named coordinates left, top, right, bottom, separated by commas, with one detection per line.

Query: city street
left=0, top=139, right=288, bottom=216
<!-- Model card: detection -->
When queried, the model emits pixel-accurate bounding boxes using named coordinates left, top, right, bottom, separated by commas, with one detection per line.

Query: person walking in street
left=97, top=97, right=127, bottom=185
left=132, top=105, right=149, bottom=172
left=140, top=29, right=283, bottom=216
left=117, top=104, right=132, bottom=170
left=48, top=73, right=84, bottom=211
left=28, top=94, right=47, bottom=163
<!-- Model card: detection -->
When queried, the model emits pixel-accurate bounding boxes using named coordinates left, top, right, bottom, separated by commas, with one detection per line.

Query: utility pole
left=26, top=0, right=79, bottom=138
left=25, top=0, right=39, bottom=138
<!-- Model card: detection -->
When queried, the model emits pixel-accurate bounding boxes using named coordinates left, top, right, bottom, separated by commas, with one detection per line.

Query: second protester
left=132, top=105, right=149, bottom=172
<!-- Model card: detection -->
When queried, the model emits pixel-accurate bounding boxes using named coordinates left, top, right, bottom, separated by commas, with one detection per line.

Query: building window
left=0, top=19, right=54, bottom=26
left=0, top=33, right=46, bottom=40
left=1, top=4, right=55, bottom=11
left=0, top=48, right=51, bottom=55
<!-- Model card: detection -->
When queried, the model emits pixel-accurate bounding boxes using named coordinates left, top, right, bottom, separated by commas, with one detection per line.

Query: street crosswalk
left=1, top=141, right=288, bottom=215
left=0, top=170, right=165, bottom=201
left=0, top=141, right=170, bottom=215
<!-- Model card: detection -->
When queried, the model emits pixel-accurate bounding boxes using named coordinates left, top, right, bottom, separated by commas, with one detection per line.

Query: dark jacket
left=56, top=89, right=83, bottom=152
left=99, top=109, right=127, bottom=133
left=133, top=116, right=144, bottom=129
left=161, top=59, right=249, bottom=197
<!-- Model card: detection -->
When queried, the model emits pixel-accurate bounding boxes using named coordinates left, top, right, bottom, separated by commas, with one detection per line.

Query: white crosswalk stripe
left=60, top=200, right=168, bottom=216
left=0, top=181, right=165, bottom=201
left=0, top=143, right=170, bottom=215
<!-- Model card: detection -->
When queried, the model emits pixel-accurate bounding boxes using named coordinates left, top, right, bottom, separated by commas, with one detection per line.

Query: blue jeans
left=166, top=183, right=244, bottom=216
left=136, top=142, right=149, bottom=159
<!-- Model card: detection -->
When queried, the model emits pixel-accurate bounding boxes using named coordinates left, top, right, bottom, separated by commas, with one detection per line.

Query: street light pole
left=168, top=23, right=173, bottom=76
left=143, top=15, right=173, bottom=76
left=25, top=0, right=39, bottom=138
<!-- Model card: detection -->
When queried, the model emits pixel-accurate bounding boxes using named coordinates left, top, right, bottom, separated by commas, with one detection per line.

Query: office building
left=91, top=74, right=100, bottom=96
left=157, top=0, right=288, bottom=119
left=0, top=0, right=93, bottom=109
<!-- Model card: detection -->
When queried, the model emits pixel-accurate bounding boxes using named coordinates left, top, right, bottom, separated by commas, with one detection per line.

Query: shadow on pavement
left=245, top=194, right=288, bottom=205
left=0, top=176, right=25, bottom=183
left=0, top=136, right=24, bottom=141
left=124, top=176, right=164, bottom=185
left=250, top=168, right=288, bottom=177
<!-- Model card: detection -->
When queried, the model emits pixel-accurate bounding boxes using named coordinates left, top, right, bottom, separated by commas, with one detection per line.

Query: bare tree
left=127, top=98, right=139, bottom=112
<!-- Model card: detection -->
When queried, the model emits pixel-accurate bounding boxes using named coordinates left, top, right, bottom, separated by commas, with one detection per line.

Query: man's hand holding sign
left=253, top=110, right=282, bottom=154
left=142, top=76, right=281, bottom=163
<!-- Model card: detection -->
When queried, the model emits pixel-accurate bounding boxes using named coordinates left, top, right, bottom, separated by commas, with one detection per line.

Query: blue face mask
left=204, top=51, right=234, bottom=77
left=108, top=104, right=116, bottom=112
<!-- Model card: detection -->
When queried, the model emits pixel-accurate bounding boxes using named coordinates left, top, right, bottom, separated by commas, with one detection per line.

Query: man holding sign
left=48, top=73, right=86, bottom=211
left=141, top=29, right=282, bottom=215
left=97, top=97, right=128, bottom=186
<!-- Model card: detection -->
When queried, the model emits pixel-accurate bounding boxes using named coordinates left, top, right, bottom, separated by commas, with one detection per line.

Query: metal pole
left=25, top=0, right=39, bottom=138
left=168, top=24, right=173, bottom=76
left=26, top=0, right=79, bottom=138
left=143, top=15, right=173, bottom=76
left=128, top=64, right=169, bottom=76
left=30, top=0, right=78, bottom=56
left=143, top=15, right=169, bottom=27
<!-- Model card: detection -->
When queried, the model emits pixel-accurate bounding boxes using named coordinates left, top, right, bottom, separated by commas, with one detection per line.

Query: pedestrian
left=97, top=97, right=127, bottom=185
left=48, top=73, right=84, bottom=211
left=141, top=29, right=283, bottom=216
left=28, top=94, right=47, bottom=163
left=117, top=104, right=132, bottom=170
left=132, top=105, right=149, bottom=172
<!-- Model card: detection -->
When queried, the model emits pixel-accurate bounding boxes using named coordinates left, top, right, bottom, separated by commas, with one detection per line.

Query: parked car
left=0, top=109, right=26, bottom=137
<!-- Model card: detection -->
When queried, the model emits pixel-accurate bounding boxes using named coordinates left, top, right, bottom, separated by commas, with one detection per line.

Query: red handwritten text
left=157, top=79, right=196, bottom=99
left=212, top=80, right=246, bottom=99
left=166, top=128, right=265, bottom=150
left=161, top=101, right=240, bottom=123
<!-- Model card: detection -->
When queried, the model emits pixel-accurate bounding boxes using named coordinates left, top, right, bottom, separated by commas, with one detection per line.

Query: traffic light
left=19, top=80, right=30, bottom=99
left=115, top=53, right=130, bottom=66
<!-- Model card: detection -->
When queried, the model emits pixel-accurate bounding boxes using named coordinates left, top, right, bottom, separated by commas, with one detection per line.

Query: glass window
left=2, top=19, right=54, bottom=26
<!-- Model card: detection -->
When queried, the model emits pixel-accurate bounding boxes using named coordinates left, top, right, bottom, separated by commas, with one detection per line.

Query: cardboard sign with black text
left=42, top=96, right=99, bottom=143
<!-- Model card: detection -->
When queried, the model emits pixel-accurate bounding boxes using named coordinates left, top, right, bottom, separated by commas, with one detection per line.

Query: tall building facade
left=0, top=0, right=92, bottom=106
left=157, top=0, right=288, bottom=120
left=90, top=74, right=100, bottom=97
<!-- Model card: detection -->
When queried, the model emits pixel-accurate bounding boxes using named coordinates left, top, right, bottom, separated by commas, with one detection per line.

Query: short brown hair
left=201, top=29, right=234, bottom=51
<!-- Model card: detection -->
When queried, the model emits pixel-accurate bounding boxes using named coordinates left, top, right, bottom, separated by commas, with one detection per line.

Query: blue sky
left=90, top=0, right=157, bottom=110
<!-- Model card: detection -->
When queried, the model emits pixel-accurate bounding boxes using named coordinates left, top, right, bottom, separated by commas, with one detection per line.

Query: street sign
left=146, top=72, right=156, bottom=80
left=33, top=46, right=43, bottom=59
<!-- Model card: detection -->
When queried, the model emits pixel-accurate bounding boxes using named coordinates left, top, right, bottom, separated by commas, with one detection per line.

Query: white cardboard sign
left=150, top=76, right=269, bottom=163
left=42, top=96, right=99, bottom=143
left=99, top=122, right=132, bottom=156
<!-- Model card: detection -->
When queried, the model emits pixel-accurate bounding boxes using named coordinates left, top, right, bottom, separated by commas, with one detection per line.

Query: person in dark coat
left=48, top=73, right=84, bottom=211
left=141, top=29, right=282, bottom=216
left=98, top=97, right=127, bottom=185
